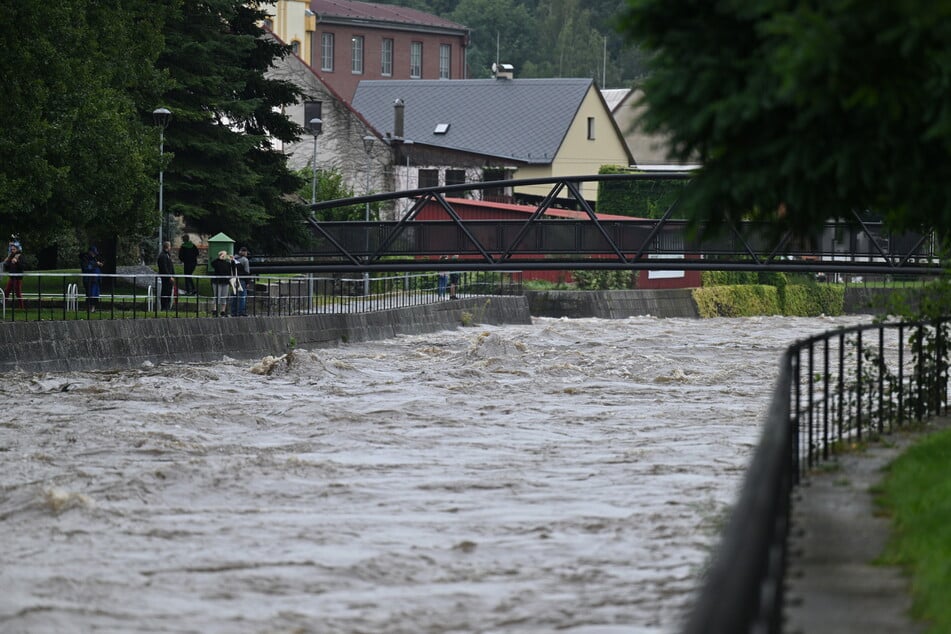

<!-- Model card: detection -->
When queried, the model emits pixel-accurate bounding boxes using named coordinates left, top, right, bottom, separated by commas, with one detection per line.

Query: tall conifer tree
left=157, top=0, right=308, bottom=251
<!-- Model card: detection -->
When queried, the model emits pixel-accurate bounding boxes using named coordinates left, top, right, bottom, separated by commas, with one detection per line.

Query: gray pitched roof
left=351, top=78, right=595, bottom=165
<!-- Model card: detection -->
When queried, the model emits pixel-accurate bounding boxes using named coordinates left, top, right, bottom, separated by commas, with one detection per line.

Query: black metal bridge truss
left=253, top=173, right=944, bottom=276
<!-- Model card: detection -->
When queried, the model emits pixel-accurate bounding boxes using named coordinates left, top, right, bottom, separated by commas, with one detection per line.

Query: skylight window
left=434, top=123, right=450, bottom=134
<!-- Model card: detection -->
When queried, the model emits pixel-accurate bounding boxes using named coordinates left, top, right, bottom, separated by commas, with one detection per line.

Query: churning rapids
left=0, top=314, right=870, bottom=633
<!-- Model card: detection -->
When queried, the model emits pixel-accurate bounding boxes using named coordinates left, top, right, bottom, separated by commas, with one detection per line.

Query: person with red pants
left=3, top=243, right=25, bottom=309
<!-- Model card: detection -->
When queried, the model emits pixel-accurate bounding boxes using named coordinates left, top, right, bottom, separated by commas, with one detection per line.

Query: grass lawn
left=877, top=427, right=951, bottom=632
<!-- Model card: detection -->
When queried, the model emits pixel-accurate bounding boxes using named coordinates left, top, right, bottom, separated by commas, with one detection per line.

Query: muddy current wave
left=0, top=315, right=869, bottom=633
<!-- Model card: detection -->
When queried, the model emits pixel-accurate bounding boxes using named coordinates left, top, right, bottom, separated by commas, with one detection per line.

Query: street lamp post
left=362, top=135, right=375, bottom=296
left=309, top=117, right=322, bottom=206
left=152, top=107, right=172, bottom=258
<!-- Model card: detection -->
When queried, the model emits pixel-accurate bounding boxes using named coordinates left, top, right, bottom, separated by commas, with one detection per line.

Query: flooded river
left=0, top=314, right=869, bottom=633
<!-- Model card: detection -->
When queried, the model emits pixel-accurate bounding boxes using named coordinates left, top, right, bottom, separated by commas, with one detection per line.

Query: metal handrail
left=684, top=318, right=949, bottom=633
left=0, top=270, right=523, bottom=322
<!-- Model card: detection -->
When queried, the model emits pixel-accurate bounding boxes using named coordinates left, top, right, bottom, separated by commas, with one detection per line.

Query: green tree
left=450, top=0, right=534, bottom=78
left=0, top=1, right=170, bottom=261
left=157, top=0, right=308, bottom=252
left=617, top=1, right=951, bottom=240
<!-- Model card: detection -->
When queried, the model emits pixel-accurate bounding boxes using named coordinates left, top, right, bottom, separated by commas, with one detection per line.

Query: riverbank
left=0, top=296, right=531, bottom=373
left=0, top=287, right=902, bottom=373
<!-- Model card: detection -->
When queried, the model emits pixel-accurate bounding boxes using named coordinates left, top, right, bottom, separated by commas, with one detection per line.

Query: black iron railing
left=683, top=318, right=950, bottom=633
left=0, top=270, right=523, bottom=322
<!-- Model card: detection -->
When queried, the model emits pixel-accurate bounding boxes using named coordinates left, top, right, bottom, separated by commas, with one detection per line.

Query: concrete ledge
left=524, top=289, right=700, bottom=318
left=0, top=296, right=531, bottom=373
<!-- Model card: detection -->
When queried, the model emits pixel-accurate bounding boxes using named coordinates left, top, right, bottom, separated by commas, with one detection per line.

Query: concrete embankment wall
left=0, top=296, right=531, bottom=373
left=524, top=289, right=700, bottom=319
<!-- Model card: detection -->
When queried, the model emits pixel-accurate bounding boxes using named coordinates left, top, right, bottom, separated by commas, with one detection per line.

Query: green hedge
left=692, top=283, right=845, bottom=317
left=596, top=166, right=690, bottom=218
left=781, top=284, right=845, bottom=316
left=692, top=285, right=781, bottom=317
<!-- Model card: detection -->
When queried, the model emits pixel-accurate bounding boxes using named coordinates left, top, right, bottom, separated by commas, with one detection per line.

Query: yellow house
left=261, top=1, right=316, bottom=61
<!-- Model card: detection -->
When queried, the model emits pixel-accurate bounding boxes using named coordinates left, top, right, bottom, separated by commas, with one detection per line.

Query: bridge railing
left=682, top=318, right=949, bottom=633
left=288, top=173, right=943, bottom=274
left=0, top=270, right=523, bottom=322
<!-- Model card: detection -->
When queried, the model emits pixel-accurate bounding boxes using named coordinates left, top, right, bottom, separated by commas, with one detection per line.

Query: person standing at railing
left=449, top=255, right=460, bottom=300
left=157, top=241, right=176, bottom=311
left=231, top=246, right=250, bottom=317
left=210, top=250, right=236, bottom=317
left=437, top=255, right=449, bottom=299
left=79, top=246, right=103, bottom=312
left=178, top=235, right=199, bottom=295
left=3, top=243, right=25, bottom=309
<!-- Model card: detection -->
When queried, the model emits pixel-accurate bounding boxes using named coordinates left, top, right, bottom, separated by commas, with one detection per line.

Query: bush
left=692, top=285, right=781, bottom=317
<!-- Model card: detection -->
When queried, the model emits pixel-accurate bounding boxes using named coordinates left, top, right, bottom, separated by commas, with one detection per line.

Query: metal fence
left=0, top=270, right=523, bottom=321
left=683, top=317, right=950, bottom=633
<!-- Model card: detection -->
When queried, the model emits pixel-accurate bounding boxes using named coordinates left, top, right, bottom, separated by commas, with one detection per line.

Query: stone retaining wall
left=524, top=289, right=700, bottom=319
left=0, top=296, right=531, bottom=373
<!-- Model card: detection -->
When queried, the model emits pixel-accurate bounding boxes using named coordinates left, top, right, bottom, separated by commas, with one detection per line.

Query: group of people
left=209, top=246, right=251, bottom=317
left=437, top=255, right=461, bottom=300
left=158, top=236, right=252, bottom=317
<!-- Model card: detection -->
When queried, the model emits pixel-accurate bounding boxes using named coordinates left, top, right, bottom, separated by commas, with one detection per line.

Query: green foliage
left=878, top=427, right=951, bottom=631
left=596, top=166, right=690, bottom=219
left=701, top=271, right=758, bottom=286
left=781, top=284, right=845, bottom=317
left=0, top=1, right=171, bottom=263
left=693, top=279, right=844, bottom=317
left=157, top=0, right=307, bottom=252
left=617, top=1, right=951, bottom=240
left=300, top=169, right=373, bottom=222
left=383, top=0, right=649, bottom=86
left=692, top=285, right=781, bottom=318
left=571, top=269, right=633, bottom=290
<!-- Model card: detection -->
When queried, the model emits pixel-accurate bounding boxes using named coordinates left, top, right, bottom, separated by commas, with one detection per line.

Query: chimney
left=393, top=98, right=404, bottom=139
left=492, top=63, right=514, bottom=80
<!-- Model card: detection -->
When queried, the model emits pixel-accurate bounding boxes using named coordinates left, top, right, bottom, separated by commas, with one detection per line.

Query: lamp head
left=152, top=107, right=172, bottom=129
left=309, top=117, right=322, bottom=135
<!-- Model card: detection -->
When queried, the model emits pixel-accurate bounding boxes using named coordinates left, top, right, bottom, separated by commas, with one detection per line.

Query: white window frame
left=410, top=41, right=422, bottom=79
left=381, top=38, right=393, bottom=76
left=439, top=44, right=451, bottom=79
left=321, top=33, right=334, bottom=72
left=351, top=35, right=364, bottom=74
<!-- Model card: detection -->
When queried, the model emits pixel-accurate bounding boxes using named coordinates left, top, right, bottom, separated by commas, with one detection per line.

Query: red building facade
left=310, top=0, right=470, bottom=103
left=416, top=198, right=702, bottom=289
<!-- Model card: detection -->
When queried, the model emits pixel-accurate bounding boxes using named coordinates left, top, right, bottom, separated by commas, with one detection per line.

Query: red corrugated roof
left=312, top=0, right=468, bottom=31
left=439, top=197, right=638, bottom=221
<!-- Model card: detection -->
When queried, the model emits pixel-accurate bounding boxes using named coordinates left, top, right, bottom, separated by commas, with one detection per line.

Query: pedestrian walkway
left=783, top=417, right=950, bottom=633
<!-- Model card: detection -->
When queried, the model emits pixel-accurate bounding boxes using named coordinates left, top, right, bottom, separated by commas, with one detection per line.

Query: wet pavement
left=784, top=417, right=950, bottom=633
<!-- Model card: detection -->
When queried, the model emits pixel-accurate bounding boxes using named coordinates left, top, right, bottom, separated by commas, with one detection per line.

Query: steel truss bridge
left=252, top=173, right=945, bottom=276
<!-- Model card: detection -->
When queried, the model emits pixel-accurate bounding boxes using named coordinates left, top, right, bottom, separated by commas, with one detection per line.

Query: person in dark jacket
left=178, top=235, right=199, bottom=295
left=79, top=246, right=103, bottom=312
left=157, top=241, right=176, bottom=311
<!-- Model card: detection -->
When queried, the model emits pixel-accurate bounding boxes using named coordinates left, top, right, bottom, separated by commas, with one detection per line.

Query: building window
left=587, top=117, right=595, bottom=140
left=351, top=35, right=364, bottom=74
left=439, top=44, right=451, bottom=79
left=445, top=169, right=466, bottom=186
left=321, top=33, right=334, bottom=71
left=418, top=168, right=438, bottom=188
left=290, top=40, right=300, bottom=56
left=410, top=42, right=422, bottom=78
left=304, top=101, right=322, bottom=132
left=381, top=38, right=393, bottom=76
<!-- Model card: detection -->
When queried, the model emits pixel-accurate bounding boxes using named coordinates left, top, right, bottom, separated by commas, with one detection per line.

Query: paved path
left=784, top=417, right=950, bottom=633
